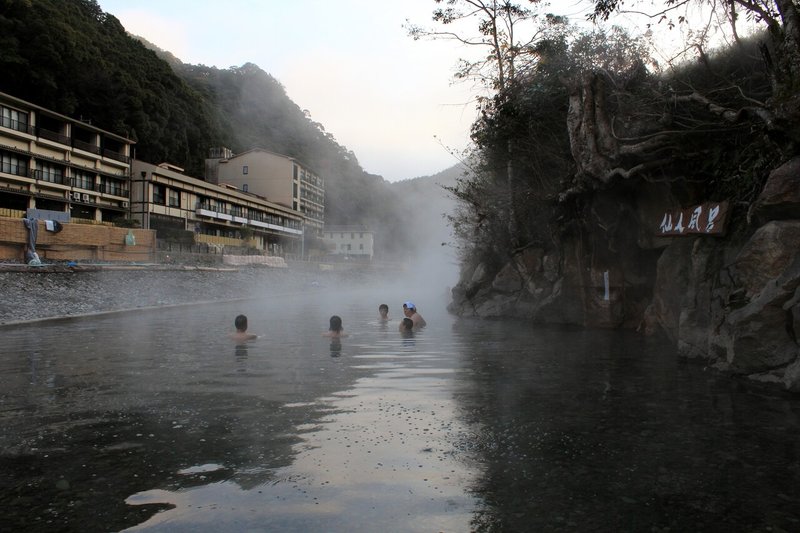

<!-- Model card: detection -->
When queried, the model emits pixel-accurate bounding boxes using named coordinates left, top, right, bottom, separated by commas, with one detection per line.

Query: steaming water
left=1, top=280, right=800, bottom=532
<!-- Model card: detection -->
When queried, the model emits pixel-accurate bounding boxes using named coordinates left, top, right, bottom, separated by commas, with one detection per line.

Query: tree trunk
left=775, top=0, right=800, bottom=83
left=566, top=73, right=617, bottom=183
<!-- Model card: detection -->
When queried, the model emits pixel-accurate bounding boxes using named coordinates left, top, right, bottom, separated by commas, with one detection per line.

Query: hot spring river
left=1, top=282, right=799, bottom=532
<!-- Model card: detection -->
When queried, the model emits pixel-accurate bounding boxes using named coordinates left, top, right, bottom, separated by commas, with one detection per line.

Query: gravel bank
left=0, top=265, right=333, bottom=325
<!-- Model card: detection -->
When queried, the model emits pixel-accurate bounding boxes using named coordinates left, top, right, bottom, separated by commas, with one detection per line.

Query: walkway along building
left=0, top=91, right=133, bottom=222
left=132, top=161, right=304, bottom=257
left=205, top=147, right=324, bottom=233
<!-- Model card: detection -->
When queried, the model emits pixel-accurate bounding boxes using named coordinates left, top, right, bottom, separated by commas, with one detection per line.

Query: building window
left=73, top=171, right=94, bottom=190
left=293, top=165, right=298, bottom=179
left=153, top=184, right=166, bottom=205
left=359, top=244, right=364, bottom=250
left=1, top=106, right=29, bottom=132
left=243, top=165, right=248, bottom=175
left=1, top=152, right=27, bottom=176
left=243, top=183, right=248, bottom=192
left=100, top=177, right=125, bottom=196
left=347, top=244, right=352, bottom=251
left=168, top=188, right=180, bottom=207
left=36, top=161, right=64, bottom=184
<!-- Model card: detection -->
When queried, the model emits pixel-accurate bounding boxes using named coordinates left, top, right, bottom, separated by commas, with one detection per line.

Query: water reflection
left=1, top=288, right=799, bottom=532
left=234, top=343, right=248, bottom=372
left=451, top=322, right=800, bottom=532
left=329, top=339, right=342, bottom=358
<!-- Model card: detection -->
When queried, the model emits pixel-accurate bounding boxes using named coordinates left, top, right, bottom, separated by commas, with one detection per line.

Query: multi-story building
left=321, top=225, right=374, bottom=261
left=132, top=161, right=304, bottom=256
left=205, top=147, right=324, bottom=232
left=0, top=92, right=320, bottom=260
left=0, top=91, right=133, bottom=222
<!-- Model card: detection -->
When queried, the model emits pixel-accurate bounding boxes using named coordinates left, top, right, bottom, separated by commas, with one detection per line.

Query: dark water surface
left=1, top=283, right=799, bottom=532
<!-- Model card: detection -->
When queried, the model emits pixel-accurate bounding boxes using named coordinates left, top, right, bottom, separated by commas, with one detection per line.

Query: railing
left=71, top=217, right=114, bottom=227
left=0, top=207, right=25, bottom=218
left=33, top=169, right=68, bottom=185
left=195, top=233, right=247, bottom=247
left=71, top=178, right=97, bottom=191
left=73, top=139, right=101, bottom=155
left=247, top=212, right=299, bottom=229
left=0, top=162, right=30, bottom=177
left=1, top=117, right=35, bottom=135
left=197, top=203, right=229, bottom=215
left=103, top=148, right=130, bottom=164
left=100, top=183, right=128, bottom=197
left=37, top=127, right=71, bottom=145
left=200, top=203, right=247, bottom=218
left=197, top=203, right=303, bottom=231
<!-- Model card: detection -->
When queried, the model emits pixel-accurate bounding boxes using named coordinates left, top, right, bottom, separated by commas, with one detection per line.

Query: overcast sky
left=96, top=0, right=598, bottom=182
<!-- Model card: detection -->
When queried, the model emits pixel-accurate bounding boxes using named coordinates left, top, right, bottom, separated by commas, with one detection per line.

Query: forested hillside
left=0, top=0, right=457, bottom=259
left=0, top=0, right=222, bottom=174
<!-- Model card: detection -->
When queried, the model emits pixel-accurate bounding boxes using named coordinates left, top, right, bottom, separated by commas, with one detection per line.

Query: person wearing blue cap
left=402, top=301, right=426, bottom=329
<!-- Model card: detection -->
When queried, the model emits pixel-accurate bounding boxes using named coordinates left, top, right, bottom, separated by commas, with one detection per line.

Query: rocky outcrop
left=449, top=156, right=800, bottom=392
left=749, top=157, right=800, bottom=224
left=717, top=224, right=800, bottom=376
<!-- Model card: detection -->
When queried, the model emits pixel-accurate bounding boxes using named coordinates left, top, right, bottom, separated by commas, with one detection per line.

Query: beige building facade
left=205, top=148, right=324, bottom=232
left=0, top=91, right=133, bottom=222
left=132, top=161, right=304, bottom=256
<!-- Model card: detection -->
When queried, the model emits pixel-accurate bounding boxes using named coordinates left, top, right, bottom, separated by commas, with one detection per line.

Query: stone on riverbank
left=0, top=265, right=321, bottom=325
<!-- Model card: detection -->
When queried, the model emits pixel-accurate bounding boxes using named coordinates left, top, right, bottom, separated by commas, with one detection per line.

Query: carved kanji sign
left=657, top=201, right=730, bottom=236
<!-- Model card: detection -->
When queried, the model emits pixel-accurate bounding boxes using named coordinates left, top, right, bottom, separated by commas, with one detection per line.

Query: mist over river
left=1, top=277, right=799, bottom=532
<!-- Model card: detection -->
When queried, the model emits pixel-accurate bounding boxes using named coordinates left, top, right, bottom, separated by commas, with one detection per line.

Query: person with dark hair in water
left=229, top=314, right=257, bottom=342
left=399, top=317, right=414, bottom=337
left=378, top=303, right=390, bottom=321
left=323, top=315, right=348, bottom=338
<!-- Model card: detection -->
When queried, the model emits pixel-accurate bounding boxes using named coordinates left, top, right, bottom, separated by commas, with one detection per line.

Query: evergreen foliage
left=0, top=0, right=221, bottom=175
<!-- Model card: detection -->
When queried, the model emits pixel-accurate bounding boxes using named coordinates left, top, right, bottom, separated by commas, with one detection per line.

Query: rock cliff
left=449, top=157, right=800, bottom=391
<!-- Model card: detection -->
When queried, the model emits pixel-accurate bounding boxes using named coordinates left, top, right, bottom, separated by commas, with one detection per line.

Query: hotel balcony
left=196, top=203, right=302, bottom=236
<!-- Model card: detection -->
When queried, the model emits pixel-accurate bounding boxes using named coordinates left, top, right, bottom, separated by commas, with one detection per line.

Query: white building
left=321, top=225, right=374, bottom=261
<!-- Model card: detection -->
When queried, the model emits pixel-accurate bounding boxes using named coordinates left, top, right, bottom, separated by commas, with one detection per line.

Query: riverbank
left=0, top=263, right=342, bottom=325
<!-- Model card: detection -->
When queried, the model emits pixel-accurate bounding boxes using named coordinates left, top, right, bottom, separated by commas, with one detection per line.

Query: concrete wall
left=222, top=255, right=287, bottom=268
left=0, top=216, right=156, bottom=262
left=217, top=151, right=293, bottom=205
